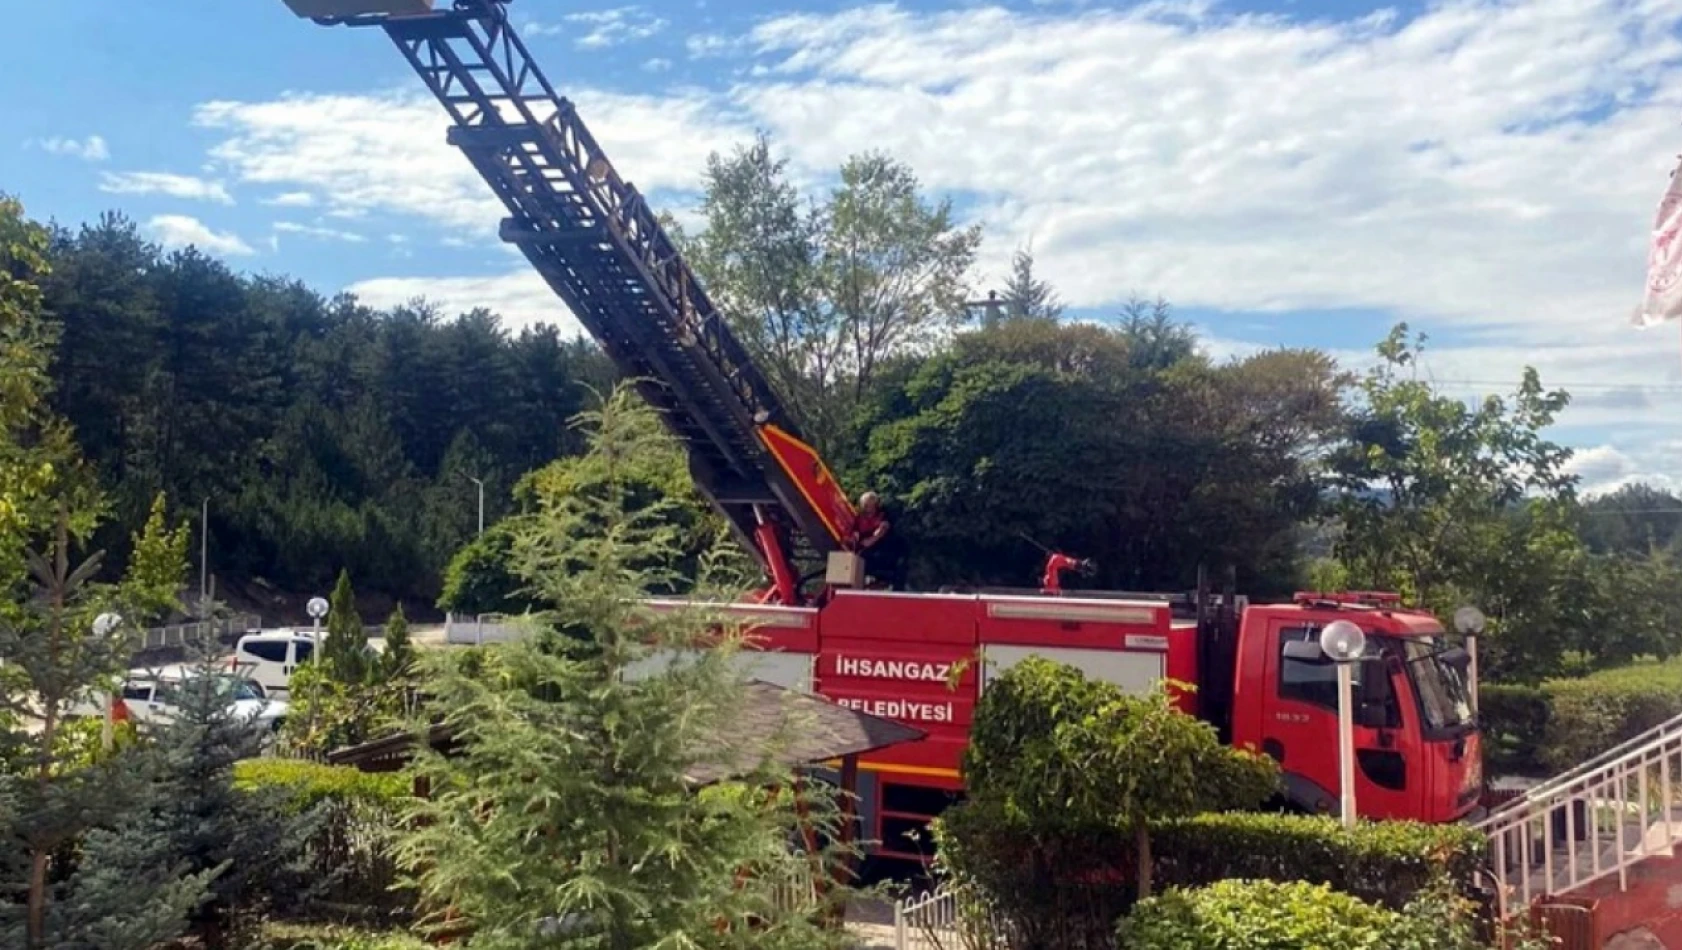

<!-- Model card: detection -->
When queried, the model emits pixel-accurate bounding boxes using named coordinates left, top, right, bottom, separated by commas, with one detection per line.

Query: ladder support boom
left=306, top=0, right=858, bottom=598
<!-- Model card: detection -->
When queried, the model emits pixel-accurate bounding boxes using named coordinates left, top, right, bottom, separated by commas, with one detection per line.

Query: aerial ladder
left=286, top=0, right=855, bottom=604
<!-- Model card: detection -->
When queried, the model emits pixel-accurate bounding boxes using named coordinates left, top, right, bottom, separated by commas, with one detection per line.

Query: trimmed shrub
left=234, top=759, right=410, bottom=808
left=1151, top=812, right=1486, bottom=911
left=936, top=807, right=1485, bottom=948
left=1119, top=879, right=1403, bottom=950
left=1121, top=877, right=1555, bottom=950
left=258, top=922, right=429, bottom=950
left=235, top=760, right=412, bottom=917
left=1541, top=659, right=1682, bottom=770
left=1478, top=683, right=1550, bottom=775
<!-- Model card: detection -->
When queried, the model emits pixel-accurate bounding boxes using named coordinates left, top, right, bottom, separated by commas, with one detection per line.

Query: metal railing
left=1474, top=713, right=1682, bottom=918
left=893, top=886, right=1007, bottom=950
left=135, top=613, right=262, bottom=651
left=1481, top=708, right=1682, bottom=826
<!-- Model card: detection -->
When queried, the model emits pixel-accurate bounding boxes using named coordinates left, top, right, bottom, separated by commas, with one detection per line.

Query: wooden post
left=839, top=755, right=860, bottom=882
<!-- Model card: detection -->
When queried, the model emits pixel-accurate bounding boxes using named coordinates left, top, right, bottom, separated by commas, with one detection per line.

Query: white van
left=231, top=628, right=380, bottom=697
left=231, top=630, right=320, bottom=697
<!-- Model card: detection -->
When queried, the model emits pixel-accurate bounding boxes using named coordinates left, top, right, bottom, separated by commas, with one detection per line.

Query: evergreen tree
left=999, top=244, right=1063, bottom=322
left=382, top=601, right=415, bottom=679
left=143, top=655, right=320, bottom=948
left=0, top=195, right=211, bottom=949
left=393, top=382, right=856, bottom=948
left=321, top=568, right=371, bottom=685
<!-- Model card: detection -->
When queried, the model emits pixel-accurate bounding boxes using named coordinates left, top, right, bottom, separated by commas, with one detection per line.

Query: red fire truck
left=292, top=0, right=1483, bottom=861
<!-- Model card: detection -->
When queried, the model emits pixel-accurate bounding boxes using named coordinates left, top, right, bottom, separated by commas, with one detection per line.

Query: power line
left=1424, top=379, right=1682, bottom=393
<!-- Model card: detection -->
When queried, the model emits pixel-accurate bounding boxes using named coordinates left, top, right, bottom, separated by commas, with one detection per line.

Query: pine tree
left=142, top=654, right=321, bottom=948
left=1000, top=244, right=1063, bottom=322
left=0, top=196, right=213, bottom=950
left=393, top=382, right=857, bottom=949
left=382, top=601, right=415, bottom=679
left=321, top=568, right=371, bottom=685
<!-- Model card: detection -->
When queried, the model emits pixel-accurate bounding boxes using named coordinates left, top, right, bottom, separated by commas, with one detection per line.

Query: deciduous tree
left=688, top=136, right=981, bottom=457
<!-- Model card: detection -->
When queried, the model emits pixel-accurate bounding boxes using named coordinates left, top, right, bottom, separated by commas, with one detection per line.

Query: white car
left=71, top=665, right=289, bottom=740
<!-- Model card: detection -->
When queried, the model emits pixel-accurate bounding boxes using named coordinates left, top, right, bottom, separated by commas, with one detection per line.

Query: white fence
left=893, top=886, right=1005, bottom=950
left=443, top=612, right=521, bottom=645
left=135, top=613, right=262, bottom=651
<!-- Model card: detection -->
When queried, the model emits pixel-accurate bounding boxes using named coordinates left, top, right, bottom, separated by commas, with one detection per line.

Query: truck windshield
left=1400, top=638, right=1472, bottom=731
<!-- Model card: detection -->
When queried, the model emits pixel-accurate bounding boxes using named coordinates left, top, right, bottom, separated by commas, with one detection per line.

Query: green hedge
left=1478, top=683, right=1550, bottom=776
left=1119, top=879, right=1404, bottom=950
left=234, top=758, right=411, bottom=810
left=1118, top=876, right=1550, bottom=950
left=935, top=805, right=1485, bottom=948
left=1541, top=659, right=1682, bottom=770
left=236, top=759, right=413, bottom=916
left=1150, top=812, right=1485, bottom=910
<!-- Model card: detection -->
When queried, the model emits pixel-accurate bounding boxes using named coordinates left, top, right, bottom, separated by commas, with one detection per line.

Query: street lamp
left=1453, top=606, right=1487, bottom=714
left=1318, top=620, right=1367, bottom=829
left=306, top=596, right=329, bottom=639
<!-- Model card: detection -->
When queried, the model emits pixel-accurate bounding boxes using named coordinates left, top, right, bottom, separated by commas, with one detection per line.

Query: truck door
left=1261, top=623, right=1418, bottom=821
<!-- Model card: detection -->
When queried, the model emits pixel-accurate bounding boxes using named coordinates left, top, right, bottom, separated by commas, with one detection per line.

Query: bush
left=257, top=922, right=429, bottom=950
left=234, top=759, right=411, bottom=809
left=1151, top=812, right=1486, bottom=910
left=1478, top=683, right=1550, bottom=775
left=936, top=806, right=1485, bottom=949
left=1120, top=879, right=1405, bottom=950
left=235, top=760, right=412, bottom=916
left=1121, top=877, right=1554, bottom=950
left=1541, top=658, right=1682, bottom=770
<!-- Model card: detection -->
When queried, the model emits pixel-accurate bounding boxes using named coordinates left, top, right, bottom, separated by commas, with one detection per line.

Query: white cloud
left=193, top=89, right=748, bottom=235
left=273, top=221, right=366, bottom=242
left=684, top=32, right=733, bottom=58
left=563, top=6, right=668, bottom=48
left=1567, top=444, right=1680, bottom=497
left=100, top=171, right=233, bottom=204
left=187, top=0, right=1682, bottom=458
left=344, top=271, right=582, bottom=336
left=146, top=215, right=254, bottom=256
left=644, top=57, right=673, bottom=72
left=31, top=135, right=109, bottom=162
left=261, top=191, right=316, bottom=207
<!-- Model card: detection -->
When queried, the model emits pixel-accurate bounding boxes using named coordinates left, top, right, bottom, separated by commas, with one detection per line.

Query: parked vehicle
left=231, top=630, right=320, bottom=697
left=69, top=664, right=289, bottom=743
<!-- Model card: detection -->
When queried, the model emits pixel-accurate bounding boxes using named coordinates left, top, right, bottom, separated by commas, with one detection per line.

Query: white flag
left=1633, top=154, right=1682, bottom=328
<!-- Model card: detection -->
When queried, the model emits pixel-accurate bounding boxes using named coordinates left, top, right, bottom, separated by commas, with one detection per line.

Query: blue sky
left=6, top=0, right=1682, bottom=492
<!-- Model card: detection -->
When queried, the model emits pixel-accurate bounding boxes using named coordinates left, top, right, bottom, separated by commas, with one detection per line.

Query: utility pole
left=199, top=497, right=210, bottom=615
left=467, top=475, right=485, bottom=537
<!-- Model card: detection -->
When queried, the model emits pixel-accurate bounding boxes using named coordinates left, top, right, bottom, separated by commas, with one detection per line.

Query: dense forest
left=37, top=214, right=615, bottom=610
left=14, top=132, right=1682, bottom=681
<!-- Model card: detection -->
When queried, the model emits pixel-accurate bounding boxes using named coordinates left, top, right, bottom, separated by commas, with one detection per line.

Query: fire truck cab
left=1226, top=593, right=1481, bottom=825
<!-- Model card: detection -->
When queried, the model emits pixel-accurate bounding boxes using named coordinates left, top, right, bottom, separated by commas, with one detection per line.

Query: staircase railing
left=1474, top=715, right=1682, bottom=917
left=1481, top=709, right=1682, bottom=826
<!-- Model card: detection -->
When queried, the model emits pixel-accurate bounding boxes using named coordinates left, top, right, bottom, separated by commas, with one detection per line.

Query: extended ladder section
left=1474, top=711, right=1682, bottom=917
left=310, top=0, right=852, bottom=596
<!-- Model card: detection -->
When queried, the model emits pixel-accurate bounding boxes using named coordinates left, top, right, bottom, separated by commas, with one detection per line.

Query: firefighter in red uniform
left=851, top=492, right=908, bottom=590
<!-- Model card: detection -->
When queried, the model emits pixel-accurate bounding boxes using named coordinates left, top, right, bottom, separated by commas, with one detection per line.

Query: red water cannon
left=1041, top=552, right=1097, bottom=595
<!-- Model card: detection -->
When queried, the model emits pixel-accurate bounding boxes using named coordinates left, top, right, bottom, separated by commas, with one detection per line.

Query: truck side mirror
left=1439, top=646, right=1471, bottom=672
left=1282, top=640, right=1327, bottom=662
